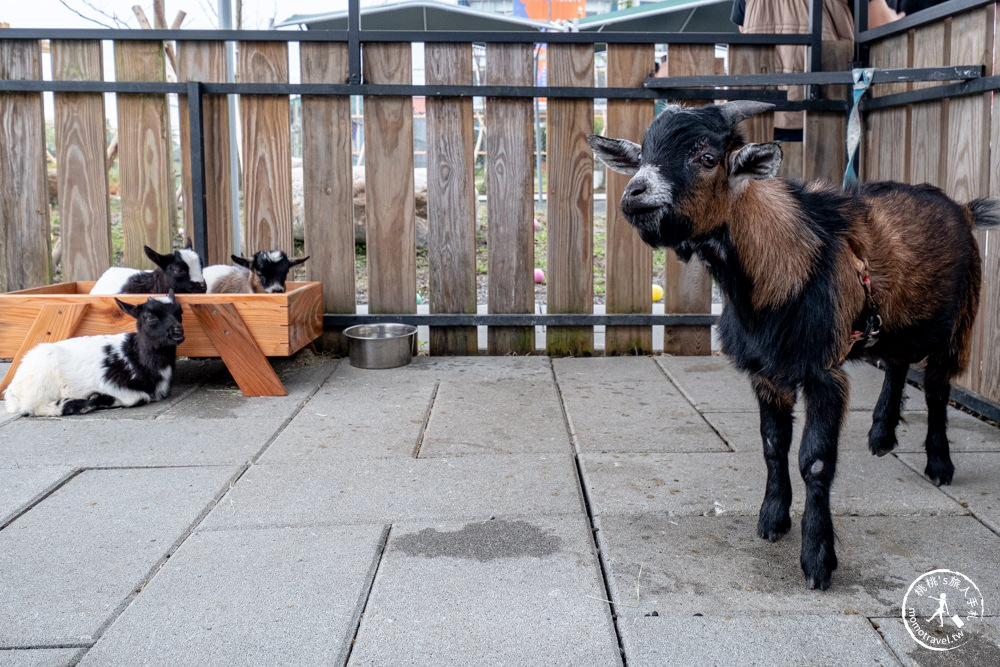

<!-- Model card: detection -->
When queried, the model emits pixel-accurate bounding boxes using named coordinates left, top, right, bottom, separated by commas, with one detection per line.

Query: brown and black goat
left=589, top=100, right=998, bottom=590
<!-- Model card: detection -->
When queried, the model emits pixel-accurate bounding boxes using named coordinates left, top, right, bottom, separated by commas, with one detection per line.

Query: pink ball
left=534, top=268, right=545, bottom=284
left=533, top=218, right=540, bottom=230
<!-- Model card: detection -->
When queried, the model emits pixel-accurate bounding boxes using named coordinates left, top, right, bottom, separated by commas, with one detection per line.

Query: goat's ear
left=289, top=255, right=310, bottom=268
left=718, top=100, right=776, bottom=128
left=166, top=289, right=176, bottom=302
left=232, top=255, right=251, bottom=268
left=587, top=135, right=641, bottom=175
left=115, top=297, right=141, bottom=319
left=184, top=237, right=194, bottom=250
left=144, top=245, right=172, bottom=269
left=728, top=142, right=783, bottom=187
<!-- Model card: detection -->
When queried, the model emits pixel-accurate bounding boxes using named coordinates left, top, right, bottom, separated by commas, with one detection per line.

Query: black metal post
left=348, top=0, right=361, bottom=84
left=807, top=0, right=824, bottom=99
left=854, top=0, right=870, bottom=65
left=186, top=81, right=210, bottom=267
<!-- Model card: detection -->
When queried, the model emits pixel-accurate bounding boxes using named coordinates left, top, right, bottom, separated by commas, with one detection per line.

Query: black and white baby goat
left=203, top=250, right=309, bottom=294
left=590, top=100, right=998, bottom=590
left=4, top=293, right=185, bottom=416
left=90, top=239, right=206, bottom=294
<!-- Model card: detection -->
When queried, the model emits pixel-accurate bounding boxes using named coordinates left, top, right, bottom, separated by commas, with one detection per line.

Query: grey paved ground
left=1, top=353, right=998, bottom=665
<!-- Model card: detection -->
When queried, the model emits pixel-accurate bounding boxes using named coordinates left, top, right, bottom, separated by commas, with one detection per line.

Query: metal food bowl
left=343, top=323, right=418, bottom=369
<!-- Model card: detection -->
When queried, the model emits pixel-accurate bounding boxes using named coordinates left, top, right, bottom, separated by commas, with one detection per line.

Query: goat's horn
left=718, top=100, right=775, bottom=127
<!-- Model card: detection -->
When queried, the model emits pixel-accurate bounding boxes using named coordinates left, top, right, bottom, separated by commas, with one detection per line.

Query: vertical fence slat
left=486, top=43, right=535, bottom=354
left=52, top=40, right=111, bottom=282
left=0, top=39, right=51, bottom=291
left=983, top=12, right=1000, bottom=402
left=301, top=42, right=356, bottom=350
left=727, top=45, right=775, bottom=143
left=947, top=7, right=993, bottom=394
left=605, top=44, right=654, bottom=355
left=114, top=40, right=173, bottom=269
left=864, top=34, right=910, bottom=183
left=546, top=43, right=594, bottom=356
left=803, top=40, right=850, bottom=184
left=663, top=44, right=713, bottom=356
left=908, top=21, right=949, bottom=187
left=178, top=41, right=233, bottom=264
left=239, top=41, right=293, bottom=256
left=426, top=43, right=477, bottom=354
left=363, top=42, right=416, bottom=315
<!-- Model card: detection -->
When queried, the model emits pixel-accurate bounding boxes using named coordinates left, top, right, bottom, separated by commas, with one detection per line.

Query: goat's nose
left=624, top=179, right=647, bottom=200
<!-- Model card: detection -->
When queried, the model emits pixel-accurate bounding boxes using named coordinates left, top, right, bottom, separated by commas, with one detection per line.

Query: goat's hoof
left=757, top=513, right=791, bottom=542
left=925, top=459, right=955, bottom=486
left=867, top=429, right=897, bottom=457
left=801, top=551, right=837, bottom=591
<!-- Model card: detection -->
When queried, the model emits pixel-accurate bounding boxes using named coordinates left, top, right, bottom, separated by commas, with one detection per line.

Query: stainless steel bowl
left=343, top=323, right=417, bottom=369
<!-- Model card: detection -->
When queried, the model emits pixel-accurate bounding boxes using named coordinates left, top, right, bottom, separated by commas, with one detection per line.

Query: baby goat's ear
left=114, top=297, right=141, bottom=319
left=587, top=135, right=641, bottom=175
left=728, top=142, right=783, bottom=189
left=232, top=254, right=252, bottom=269
left=144, top=245, right=172, bottom=269
left=289, top=255, right=310, bottom=268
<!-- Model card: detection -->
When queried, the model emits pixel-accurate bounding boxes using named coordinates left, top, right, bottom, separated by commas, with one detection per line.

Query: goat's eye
left=700, top=153, right=718, bottom=169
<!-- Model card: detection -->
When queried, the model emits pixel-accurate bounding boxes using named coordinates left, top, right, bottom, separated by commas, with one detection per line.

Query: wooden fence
left=861, top=2, right=999, bottom=404
left=0, top=4, right=996, bottom=406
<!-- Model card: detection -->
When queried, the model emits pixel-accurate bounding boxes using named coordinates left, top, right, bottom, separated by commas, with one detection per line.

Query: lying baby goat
left=203, top=250, right=309, bottom=294
left=90, top=239, right=206, bottom=294
left=590, top=100, right=998, bottom=590
left=4, top=293, right=185, bottom=416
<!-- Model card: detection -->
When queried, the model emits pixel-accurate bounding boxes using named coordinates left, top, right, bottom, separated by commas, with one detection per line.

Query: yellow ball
left=652, top=284, right=664, bottom=302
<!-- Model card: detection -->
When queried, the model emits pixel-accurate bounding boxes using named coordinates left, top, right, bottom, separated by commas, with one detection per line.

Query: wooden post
left=727, top=45, right=775, bottom=143
left=300, top=42, right=356, bottom=353
left=546, top=44, right=594, bottom=356
left=239, top=41, right=294, bottom=255
left=363, top=42, right=416, bottom=315
left=52, top=40, right=111, bottom=283
left=864, top=34, right=910, bottom=183
left=604, top=44, right=654, bottom=355
left=663, top=44, right=713, bottom=356
left=803, top=40, right=851, bottom=184
left=486, top=44, right=535, bottom=354
left=907, top=22, right=948, bottom=188
left=177, top=41, right=233, bottom=265
left=114, top=40, right=173, bottom=269
left=947, top=8, right=993, bottom=394
left=426, top=43, right=478, bottom=355
left=0, top=39, right=51, bottom=291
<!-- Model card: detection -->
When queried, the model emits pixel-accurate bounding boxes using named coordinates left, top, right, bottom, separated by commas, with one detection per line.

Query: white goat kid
left=3, top=293, right=185, bottom=417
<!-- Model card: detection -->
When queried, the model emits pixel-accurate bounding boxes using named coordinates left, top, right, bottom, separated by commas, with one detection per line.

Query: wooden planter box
left=0, top=281, right=323, bottom=397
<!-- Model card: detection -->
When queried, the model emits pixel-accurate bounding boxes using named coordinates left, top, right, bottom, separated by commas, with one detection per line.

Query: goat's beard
left=626, top=208, right=693, bottom=249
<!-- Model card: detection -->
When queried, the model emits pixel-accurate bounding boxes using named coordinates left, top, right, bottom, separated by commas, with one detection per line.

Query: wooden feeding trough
left=0, top=281, right=323, bottom=398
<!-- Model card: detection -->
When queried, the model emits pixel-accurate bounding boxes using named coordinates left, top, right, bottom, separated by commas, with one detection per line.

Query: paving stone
left=397, top=355, right=554, bottom=380
left=0, top=362, right=334, bottom=468
left=0, top=466, right=239, bottom=647
left=872, top=616, right=1000, bottom=666
left=80, top=525, right=385, bottom=666
left=0, top=649, right=85, bottom=666
left=555, top=357, right=728, bottom=453
left=581, top=449, right=961, bottom=518
left=898, top=452, right=1000, bottom=534
left=657, top=356, right=922, bottom=413
left=348, top=515, right=621, bottom=666
left=260, top=363, right=437, bottom=461
left=894, top=412, right=1000, bottom=453
left=419, top=376, right=570, bottom=456
left=656, top=355, right=757, bottom=412
left=618, top=614, right=898, bottom=667
left=703, top=408, right=931, bottom=455
left=0, top=466, right=75, bottom=527
left=594, top=514, right=1000, bottom=618
left=201, top=454, right=584, bottom=530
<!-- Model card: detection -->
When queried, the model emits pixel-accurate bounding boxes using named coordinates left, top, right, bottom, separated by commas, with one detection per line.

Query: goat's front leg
left=798, top=368, right=848, bottom=590
left=868, top=361, right=908, bottom=456
left=923, top=359, right=955, bottom=486
left=752, top=376, right=796, bottom=541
